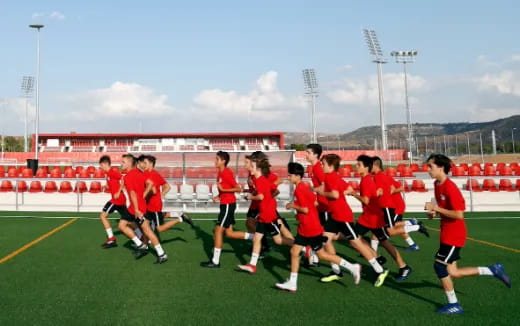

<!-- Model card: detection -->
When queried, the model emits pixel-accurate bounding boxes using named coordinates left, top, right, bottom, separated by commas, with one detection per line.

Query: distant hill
left=284, top=115, right=520, bottom=150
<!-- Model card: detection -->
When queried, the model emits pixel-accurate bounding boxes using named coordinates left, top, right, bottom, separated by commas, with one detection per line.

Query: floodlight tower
left=391, top=50, right=418, bottom=164
left=21, top=76, right=34, bottom=152
left=302, top=68, right=319, bottom=143
left=29, top=24, right=43, bottom=160
left=363, top=28, right=388, bottom=150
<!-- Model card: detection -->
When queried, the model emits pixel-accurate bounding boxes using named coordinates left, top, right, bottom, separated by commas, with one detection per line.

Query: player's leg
left=238, top=231, right=264, bottom=274
left=271, top=222, right=294, bottom=246
left=100, top=202, right=117, bottom=248
left=201, top=204, right=235, bottom=268
left=118, top=217, right=149, bottom=258
left=140, top=218, right=167, bottom=263
left=276, top=244, right=303, bottom=292
left=378, top=236, right=412, bottom=281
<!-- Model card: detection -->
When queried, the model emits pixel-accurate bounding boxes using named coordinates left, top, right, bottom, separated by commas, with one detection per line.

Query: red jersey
left=324, top=172, right=354, bottom=222
left=391, top=178, right=406, bottom=215
left=434, top=178, right=467, bottom=247
left=248, top=172, right=278, bottom=210
left=373, top=171, right=395, bottom=208
left=145, top=169, right=167, bottom=212
left=217, top=167, right=238, bottom=204
left=107, top=169, right=126, bottom=205
left=357, top=175, right=384, bottom=229
left=124, top=168, right=147, bottom=216
left=294, top=182, right=323, bottom=237
left=309, top=162, right=328, bottom=212
left=255, top=175, right=278, bottom=223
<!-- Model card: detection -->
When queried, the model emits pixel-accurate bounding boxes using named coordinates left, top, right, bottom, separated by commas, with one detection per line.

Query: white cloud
left=511, top=54, right=520, bottom=62
left=192, top=71, right=305, bottom=120
left=476, top=70, right=520, bottom=96
left=327, top=73, right=428, bottom=106
left=62, top=81, right=174, bottom=119
left=338, top=64, right=353, bottom=71
left=32, top=11, right=65, bottom=21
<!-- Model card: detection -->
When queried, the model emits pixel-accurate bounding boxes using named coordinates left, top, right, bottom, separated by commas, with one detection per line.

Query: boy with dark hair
left=276, top=162, right=361, bottom=292
left=201, top=151, right=254, bottom=268
left=238, top=158, right=294, bottom=274
left=425, top=154, right=511, bottom=314
left=316, top=154, right=387, bottom=286
left=305, top=144, right=328, bottom=226
left=98, top=155, right=126, bottom=248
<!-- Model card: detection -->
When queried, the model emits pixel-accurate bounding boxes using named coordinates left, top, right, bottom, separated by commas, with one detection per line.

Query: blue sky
left=0, top=0, right=519, bottom=136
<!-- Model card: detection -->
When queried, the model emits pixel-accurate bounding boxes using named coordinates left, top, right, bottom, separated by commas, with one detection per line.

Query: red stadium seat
left=465, top=179, right=482, bottom=192
left=339, top=167, right=351, bottom=178
left=21, top=168, right=33, bottom=178
left=451, top=166, right=465, bottom=177
left=498, top=166, right=513, bottom=176
left=471, top=163, right=481, bottom=170
left=79, top=169, right=91, bottom=178
left=87, top=166, right=96, bottom=174
left=402, top=180, right=411, bottom=192
left=0, top=180, right=13, bottom=192
left=93, top=168, right=105, bottom=178
left=35, top=168, right=48, bottom=178
left=16, top=180, right=28, bottom=192
left=397, top=164, right=406, bottom=172
left=400, top=167, right=414, bottom=177
left=29, top=181, right=43, bottom=192
left=64, top=169, right=76, bottom=178
left=499, top=179, right=515, bottom=192
left=75, top=166, right=84, bottom=174
left=44, top=181, right=58, bottom=193
left=411, top=180, right=427, bottom=192
left=482, top=179, right=498, bottom=191
left=468, top=165, right=481, bottom=176
left=516, top=179, right=520, bottom=191
left=459, top=163, right=469, bottom=172
left=50, top=168, right=62, bottom=178
left=421, top=163, right=428, bottom=172
left=342, top=164, right=353, bottom=175
left=509, top=162, right=518, bottom=170
left=385, top=167, right=397, bottom=177
left=409, top=164, right=419, bottom=172
left=90, top=181, right=102, bottom=193
left=64, top=166, right=74, bottom=174
left=484, top=165, right=496, bottom=176
left=0, top=165, right=5, bottom=176
left=496, top=163, right=506, bottom=171
left=484, top=163, right=493, bottom=169
left=349, top=180, right=360, bottom=191
left=7, top=168, right=19, bottom=178
left=59, top=181, right=73, bottom=193
left=74, top=181, right=88, bottom=193
left=103, top=183, right=111, bottom=193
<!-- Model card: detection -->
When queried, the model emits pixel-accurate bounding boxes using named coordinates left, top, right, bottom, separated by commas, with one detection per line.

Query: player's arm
left=350, top=192, right=370, bottom=205
left=129, top=190, right=143, bottom=218
left=391, top=184, right=403, bottom=194
left=143, top=179, right=155, bottom=198
left=425, top=202, right=464, bottom=220
left=316, top=187, right=339, bottom=199
left=286, top=202, right=308, bottom=214
left=161, top=182, right=171, bottom=197
left=247, top=193, right=264, bottom=201
left=114, top=179, right=124, bottom=199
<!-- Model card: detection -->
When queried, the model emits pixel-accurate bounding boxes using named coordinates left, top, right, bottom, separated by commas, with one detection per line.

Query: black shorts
left=246, top=207, right=259, bottom=219
left=295, top=234, right=327, bottom=252
left=324, top=218, right=358, bottom=241
left=435, top=243, right=462, bottom=264
left=318, top=211, right=330, bottom=226
left=102, top=201, right=127, bottom=215
left=394, top=214, right=403, bottom=222
left=123, top=213, right=139, bottom=223
left=277, top=215, right=291, bottom=231
left=382, top=207, right=399, bottom=228
left=216, top=203, right=236, bottom=228
left=256, top=221, right=281, bottom=236
left=355, top=222, right=390, bottom=242
left=145, top=211, right=165, bottom=227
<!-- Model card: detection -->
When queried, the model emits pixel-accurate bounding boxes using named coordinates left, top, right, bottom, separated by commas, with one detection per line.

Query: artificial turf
left=0, top=211, right=518, bottom=325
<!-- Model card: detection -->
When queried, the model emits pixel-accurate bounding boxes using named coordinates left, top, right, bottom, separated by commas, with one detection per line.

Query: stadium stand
left=29, top=181, right=43, bottom=192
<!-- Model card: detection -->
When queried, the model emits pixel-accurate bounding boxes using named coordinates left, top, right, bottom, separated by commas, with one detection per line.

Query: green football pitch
left=1, top=211, right=519, bottom=325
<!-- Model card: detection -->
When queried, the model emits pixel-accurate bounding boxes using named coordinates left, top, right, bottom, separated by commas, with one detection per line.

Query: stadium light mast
left=302, top=68, right=319, bottom=143
left=363, top=28, right=388, bottom=151
left=391, top=50, right=418, bottom=164
left=29, top=24, right=43, bottom=161
left=21, top=76, right=34, bottom=152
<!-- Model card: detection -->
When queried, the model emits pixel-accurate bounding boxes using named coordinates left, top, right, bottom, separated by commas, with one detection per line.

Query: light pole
left=302, top=68, right=319, bottom=143
left=391, top=50, right=418, bottom=163
left=512, top=128, right=517, bottom=153
left=21, top=76, right=34, bottom=152
left=363, top=28, right=388, bottom=150
left=479, top=132, right=484, bottom=164
left=29, top=24, right=43, bottom=161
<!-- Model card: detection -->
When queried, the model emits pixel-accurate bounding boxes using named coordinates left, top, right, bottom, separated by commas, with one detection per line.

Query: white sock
left=250, top=253, right=259, bottom=266
left=177, top=216, right=183, bottom=222
left=105, top=228, right=114, bottom=238
left=445, top=290, right=458, bottom=304
left=369, top=258, right=384, bottom=273
left=405, top=225, right=420, bottom=233
left=154, top=244, right=165, bottom=256
left=311, top=252, right=319, bottom=264
left=131, top=236, right=143, bottom=247
left=290, top=272, right=298, bottom=283
left=212, top=248, right=222, bottom=264
left=170, top=211, right=181, bottom=218
left=405, top=237, right=415, bottom=246
left=331, top=263, right=341, bottom=274
left=339, top=259, right=355, bottom=274
left=301, top=247, right=307, bottom=255
left=134, top=228, right=143, bottom=239
left=371, top=239, right=379, bottom=252
left=244, top=233, right=254, bottom=240
left=478, top=267, right=493, bottom=276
